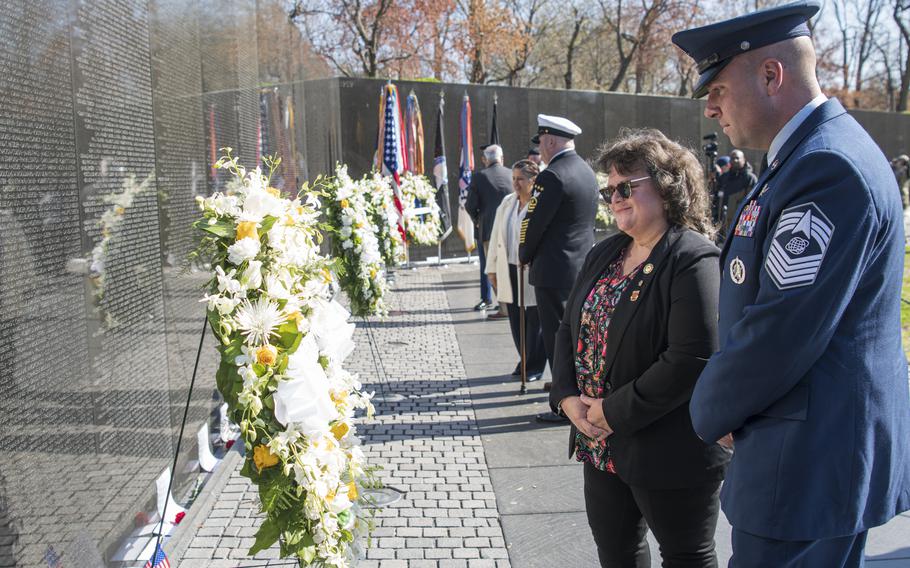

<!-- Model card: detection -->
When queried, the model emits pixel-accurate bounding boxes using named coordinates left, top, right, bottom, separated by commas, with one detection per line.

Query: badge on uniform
left=764, top=203, right=834, bottom=290
left=734, top=200, right=761, bottom=237
left=730, top=257, right=746, bottom=284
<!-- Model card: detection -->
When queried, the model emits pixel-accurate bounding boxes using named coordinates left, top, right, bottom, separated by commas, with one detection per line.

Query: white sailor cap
left=531, top=114, right=582, bottom=144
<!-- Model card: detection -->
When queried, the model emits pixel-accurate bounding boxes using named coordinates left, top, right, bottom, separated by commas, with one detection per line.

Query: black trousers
left=584, top=462, right=722, bottom=568
left=534, top=285, right=570, bottom=371
left=505, top=264, right=547, bottom=375
left=478, top=239, right=493, bottom=303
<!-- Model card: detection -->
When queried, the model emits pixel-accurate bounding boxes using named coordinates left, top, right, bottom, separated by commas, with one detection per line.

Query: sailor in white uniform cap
left=520, top=114, right=598, bottom=422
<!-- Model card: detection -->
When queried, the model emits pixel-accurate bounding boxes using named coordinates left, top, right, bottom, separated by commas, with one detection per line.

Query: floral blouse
left=573, top=247, right=643, bottom=472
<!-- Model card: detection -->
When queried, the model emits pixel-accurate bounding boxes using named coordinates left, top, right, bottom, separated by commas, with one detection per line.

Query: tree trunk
left=564, top=13, right=584, bottom=90
left=894, top=3, right=910, bottom=112
left=900, top=43, right=910, bottom=111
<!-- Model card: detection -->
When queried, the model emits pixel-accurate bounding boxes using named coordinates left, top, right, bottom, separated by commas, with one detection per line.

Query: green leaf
left=258, top=470, right=287, bottom=513
left=298, top=534, right=316, bottom=564
left=240, top=456, right=257, bottom=480
left=276, top=321, right=303, bottom=354
left=259, top=216, right=278, bottom=235
left=193, top=218, right=235, bottom=239
left=216, top=360, right=240, bottom=408
left=247, top=518, right=281, bottom=556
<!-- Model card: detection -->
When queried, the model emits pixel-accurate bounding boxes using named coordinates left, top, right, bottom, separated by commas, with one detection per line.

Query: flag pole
left=519, top=263, right=527, bottom=395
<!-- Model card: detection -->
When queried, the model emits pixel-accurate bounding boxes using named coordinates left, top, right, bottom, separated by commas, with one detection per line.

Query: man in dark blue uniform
left=519, top=114, right=598, bottom=422
left=673, top=2, right=910, bottom=565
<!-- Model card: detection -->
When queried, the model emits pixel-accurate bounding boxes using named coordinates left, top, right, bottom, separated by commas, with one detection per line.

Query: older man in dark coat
left=467, top=144, right=512, bottom=312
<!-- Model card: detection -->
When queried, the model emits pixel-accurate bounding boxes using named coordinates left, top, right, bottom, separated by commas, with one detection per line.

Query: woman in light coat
left=486, top=160, right=546, bottom=381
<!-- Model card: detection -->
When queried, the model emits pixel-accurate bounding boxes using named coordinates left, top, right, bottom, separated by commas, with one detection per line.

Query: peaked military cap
left=530, top=114, right=582, bottom=144
left=672, top=0, right=820, bottom=99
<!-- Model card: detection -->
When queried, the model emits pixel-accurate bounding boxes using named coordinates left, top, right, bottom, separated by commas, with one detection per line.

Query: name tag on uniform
left=734, top=201, right=761, bottom=238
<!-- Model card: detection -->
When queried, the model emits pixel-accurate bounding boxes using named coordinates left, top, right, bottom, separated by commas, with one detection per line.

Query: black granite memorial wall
left=0, top=0, right=312, bottom=565
left=305, top=77, right=910, bottom=261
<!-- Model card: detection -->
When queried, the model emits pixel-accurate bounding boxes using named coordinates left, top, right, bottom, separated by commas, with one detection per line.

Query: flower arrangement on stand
left=193, top=150, right=378, bottom=567
left=324, top=164, right=387, bottom=317
left=399, top=172, right=441, bottom=246
left=361, top=172, right=405, bottom=268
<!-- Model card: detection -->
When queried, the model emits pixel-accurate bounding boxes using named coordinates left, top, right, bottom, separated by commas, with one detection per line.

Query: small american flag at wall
left=145, top=545, right=170, bottom=568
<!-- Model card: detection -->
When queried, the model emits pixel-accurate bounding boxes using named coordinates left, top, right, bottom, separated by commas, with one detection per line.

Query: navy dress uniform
left=674, top=2, right=910, bottom=566
left=519, top=115, right=598, bottom=386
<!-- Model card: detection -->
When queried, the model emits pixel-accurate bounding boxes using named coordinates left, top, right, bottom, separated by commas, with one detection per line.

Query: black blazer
left=548, top=225, right=730, bottom=489
left=518, top=150, right=598, bottom=289
left=466, top=163, right=512, bottom=242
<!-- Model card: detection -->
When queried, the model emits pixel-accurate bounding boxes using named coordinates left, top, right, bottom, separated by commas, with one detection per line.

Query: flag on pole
left=457, top=93, right=476, bottom=252
left=433, top=93, right=452, bottom=237
left=490, top=92, right=500, bottom=146
left=375, top=83, right=409, bottom=241
left=145, top=545, right=170, bottom=568
left=405, top=91, right=425, bottom=175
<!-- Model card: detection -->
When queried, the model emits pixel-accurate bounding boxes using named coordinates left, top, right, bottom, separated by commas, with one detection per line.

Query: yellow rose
left=340, top=199, right=349, bottom=209
left=295, top=205, right=305, bottom=215
left=369, top=267, right=378, bottom=279
left=253, top=444, right=279, bottom=472
left=347, top=482, right=358, bottom=500
left=236, top=221, right=259, bottom=241
left=255, top=344, right=277, bottom=366
left=330, top=390, right=348, bottom=405
left=266, top=186, right=281, bottom=197
left=286, top=311, right=303, bottom=325
left=326, top=489, right=336, bottom=503
left=330, top=422, right=349, bottom=441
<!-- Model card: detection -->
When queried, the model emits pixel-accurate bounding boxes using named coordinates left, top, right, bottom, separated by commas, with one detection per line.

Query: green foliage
left=248, top=518, right=281, bottom=556
left=193, top=217, right=235, bottom=239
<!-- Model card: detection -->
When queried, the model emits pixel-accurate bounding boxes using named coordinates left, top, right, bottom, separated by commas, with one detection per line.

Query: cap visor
left=692, top=62, right=728, bottom=99
left=530, top=134, right=540, bottom=144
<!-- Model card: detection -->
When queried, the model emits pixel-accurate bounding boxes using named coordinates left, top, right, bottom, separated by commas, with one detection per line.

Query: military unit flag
left=405, top=91, right=425, bottom=175
left=433, top=94, right=452, bottom=237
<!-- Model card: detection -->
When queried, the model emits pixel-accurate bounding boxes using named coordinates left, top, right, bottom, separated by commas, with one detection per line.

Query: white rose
left=227, top=237, right=260, bottom=265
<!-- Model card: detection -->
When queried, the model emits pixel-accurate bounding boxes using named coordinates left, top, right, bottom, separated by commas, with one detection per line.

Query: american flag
left=379, top=84, right=408, bottom=241
left=456, top=94, right=476, bottom=252
left=145, top=545, right=170, bottom=568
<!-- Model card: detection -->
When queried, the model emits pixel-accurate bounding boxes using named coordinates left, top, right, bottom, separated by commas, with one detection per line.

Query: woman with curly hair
left=548, top=128, right=731, bottom=567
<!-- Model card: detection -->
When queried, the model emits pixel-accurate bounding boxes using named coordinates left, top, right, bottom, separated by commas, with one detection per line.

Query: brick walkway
left=179, top=267, right=511, bottom=567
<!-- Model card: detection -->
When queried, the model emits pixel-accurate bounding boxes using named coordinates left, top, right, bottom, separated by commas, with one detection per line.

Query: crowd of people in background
left=461, top=1, right=910, bottom=567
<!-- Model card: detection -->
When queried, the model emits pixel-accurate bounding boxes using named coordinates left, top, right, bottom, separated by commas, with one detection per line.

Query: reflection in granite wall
left=148, top=0, right=221, bottom=537
left=0, top=0, right=312, bottom=565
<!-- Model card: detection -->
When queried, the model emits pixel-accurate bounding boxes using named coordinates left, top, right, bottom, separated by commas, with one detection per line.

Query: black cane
left=519, top=263, right=527, bottom=395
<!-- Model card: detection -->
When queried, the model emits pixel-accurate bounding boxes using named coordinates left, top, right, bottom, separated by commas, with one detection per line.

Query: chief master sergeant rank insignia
left=764, top=202, right=834, bottom=290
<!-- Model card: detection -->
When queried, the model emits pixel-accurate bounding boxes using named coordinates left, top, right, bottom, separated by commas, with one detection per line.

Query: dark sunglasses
left=600, top=176, right=651, bottom=202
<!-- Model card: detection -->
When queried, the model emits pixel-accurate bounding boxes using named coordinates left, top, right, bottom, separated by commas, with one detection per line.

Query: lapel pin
left=643, top=263, right=653, bottom=274
left=630, top=290, right=640, bottom=302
